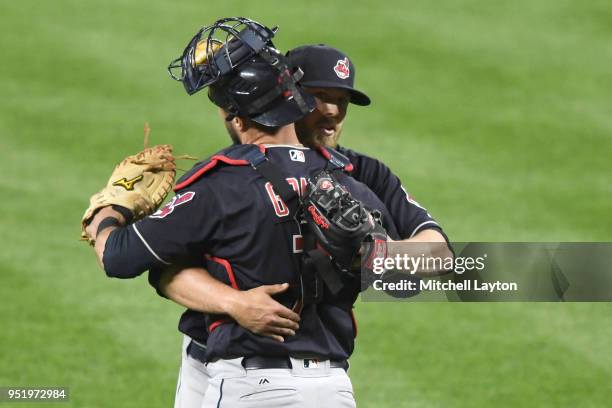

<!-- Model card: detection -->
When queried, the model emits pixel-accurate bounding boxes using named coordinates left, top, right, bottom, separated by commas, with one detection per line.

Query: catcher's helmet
left=208, top=52, right=315, bottom=127
left=168, top=17, right=314, bottom=127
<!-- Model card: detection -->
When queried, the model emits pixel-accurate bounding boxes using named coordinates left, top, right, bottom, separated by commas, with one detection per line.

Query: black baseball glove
left=302, top=171, right=388, bottom=277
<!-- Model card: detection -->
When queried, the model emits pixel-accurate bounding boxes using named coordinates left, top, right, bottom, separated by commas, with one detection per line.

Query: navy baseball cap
left=286, top=45, right=371, bottom=106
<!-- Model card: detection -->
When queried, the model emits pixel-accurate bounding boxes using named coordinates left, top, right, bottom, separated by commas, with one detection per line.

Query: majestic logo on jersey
left=307, top=205, right=329, bottom=229
left=333, top=58, right=350, bottom=79
left=150, top=191, right=195, bottom=219
left=289, top=149, right=305, bottom=162
left=112, top=175, right=143, bottom=191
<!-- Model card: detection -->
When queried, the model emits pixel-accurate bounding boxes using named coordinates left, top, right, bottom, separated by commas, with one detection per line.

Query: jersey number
left=265, top=177, right=308, bottom=218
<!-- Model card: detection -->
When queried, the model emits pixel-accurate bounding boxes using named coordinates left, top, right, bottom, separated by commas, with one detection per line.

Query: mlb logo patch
left=289, top=149, right=305, bottom=162
left=303, top=359, right=320, bottom=369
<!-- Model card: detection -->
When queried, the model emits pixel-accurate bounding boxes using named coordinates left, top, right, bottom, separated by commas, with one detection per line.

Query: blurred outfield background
left=1, top=0, right=611, bottom=407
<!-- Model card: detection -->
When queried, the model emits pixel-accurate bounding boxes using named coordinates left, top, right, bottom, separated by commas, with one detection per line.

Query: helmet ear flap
left=224, top=105, right=238, bottom=121
left=208, top=76, right=240, bottom=118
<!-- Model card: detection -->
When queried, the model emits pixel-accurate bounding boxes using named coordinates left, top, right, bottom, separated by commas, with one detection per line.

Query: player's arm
left=86, top=185, right=218, bottom=279
left=407, top=228, right=446, bottom=243
left=154, top=266, right=300, bottom=342
left=339, top=146, right=450, bottom=243
left=339, top=147, right=453, bottom=274
left=86, top=188, right=300, bottom=341
left=85, top=206, right=159, bottom=278
left=351, top=193, right=452, bottom=276
left=386, top=230, right=454, bottom=275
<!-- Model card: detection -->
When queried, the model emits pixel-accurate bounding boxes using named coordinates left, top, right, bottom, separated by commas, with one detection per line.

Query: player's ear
left=234, top=116, right=249, bottom=132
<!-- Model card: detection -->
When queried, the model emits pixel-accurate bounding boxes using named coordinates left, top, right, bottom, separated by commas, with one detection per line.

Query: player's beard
left=296, top=120, right=344, bottom=149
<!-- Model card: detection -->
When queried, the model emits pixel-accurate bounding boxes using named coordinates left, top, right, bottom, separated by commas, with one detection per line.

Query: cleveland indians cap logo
left=333, top=57, right=350, bottom=79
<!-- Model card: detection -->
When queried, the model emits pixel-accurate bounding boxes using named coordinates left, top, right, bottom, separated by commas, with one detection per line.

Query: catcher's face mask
left=168, top=16, right=315, bottom=127
left=168, top=17, right=277, bottom=95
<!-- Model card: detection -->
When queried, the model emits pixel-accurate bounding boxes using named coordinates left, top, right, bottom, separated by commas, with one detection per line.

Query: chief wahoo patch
left=150, top=192, right=195, bottom=219
left=334, top=57, right=350, bottom=79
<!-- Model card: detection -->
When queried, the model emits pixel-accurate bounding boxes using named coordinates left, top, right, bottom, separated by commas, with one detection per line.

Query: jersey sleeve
left=102, top=225, right=163, bottom=279
left=337, top=146, right=447, bottom=240
left=132, top=183, right=222, bottom=265
left=102, top=182, right=223, bottom=279
left=147, top=267, right=166, bottom=298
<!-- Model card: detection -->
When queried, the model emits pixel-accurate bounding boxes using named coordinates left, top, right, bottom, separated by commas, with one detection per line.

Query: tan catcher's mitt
left=81, top=144, right=176, bottom=245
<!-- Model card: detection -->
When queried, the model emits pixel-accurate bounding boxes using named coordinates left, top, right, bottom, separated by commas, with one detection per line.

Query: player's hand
left=227, top=283, right=300, bottom=343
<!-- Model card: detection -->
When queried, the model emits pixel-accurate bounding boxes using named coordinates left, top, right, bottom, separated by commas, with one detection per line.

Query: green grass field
left=1, top=1, right=611, bottom=406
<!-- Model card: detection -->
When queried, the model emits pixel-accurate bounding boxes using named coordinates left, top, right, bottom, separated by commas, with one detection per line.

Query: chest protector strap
left=301, top=233, right=346, bottom=301
left=242, top=147, right=300, bottom=216
left=242, top=145, right=352, bottom=304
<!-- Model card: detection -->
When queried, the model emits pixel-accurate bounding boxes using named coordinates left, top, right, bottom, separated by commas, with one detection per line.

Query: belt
left=242, top=356, right=348, bottom=371
left=186, top=339, right=207, bottom=363
left=187, top=340, right=348, bottom=371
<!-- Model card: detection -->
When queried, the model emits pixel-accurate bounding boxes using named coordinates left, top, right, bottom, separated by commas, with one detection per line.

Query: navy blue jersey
left=106, top=144, right=399, bottom=361
left=337, top=145, right=446, bottom=240
left=148, top=145, right=449, bottom=350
